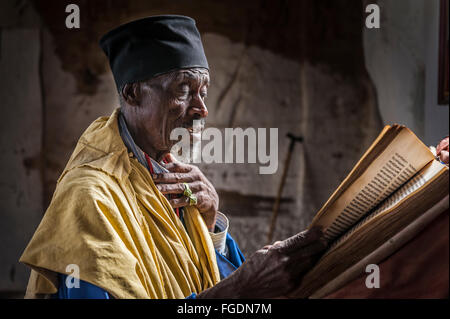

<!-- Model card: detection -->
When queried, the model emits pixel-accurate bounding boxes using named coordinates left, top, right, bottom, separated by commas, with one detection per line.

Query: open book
left=291, top=125, right=449, bottom=298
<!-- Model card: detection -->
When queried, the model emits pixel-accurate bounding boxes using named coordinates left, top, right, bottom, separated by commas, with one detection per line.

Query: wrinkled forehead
left=151, top=68, right=210, bottom=88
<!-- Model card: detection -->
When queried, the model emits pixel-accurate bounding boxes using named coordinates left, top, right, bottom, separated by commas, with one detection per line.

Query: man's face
left=128, top=68, right=209, bottom=160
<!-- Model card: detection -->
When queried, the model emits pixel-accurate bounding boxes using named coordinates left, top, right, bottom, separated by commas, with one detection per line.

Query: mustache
left=181, top=119, right=205, bottom=132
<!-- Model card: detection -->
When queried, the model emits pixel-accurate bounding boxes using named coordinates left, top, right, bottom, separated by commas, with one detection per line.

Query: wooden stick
left=267, top=133, right=303, bottom=244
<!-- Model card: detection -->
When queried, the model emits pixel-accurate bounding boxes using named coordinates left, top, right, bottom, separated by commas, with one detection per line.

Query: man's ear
left=121, top=83, right=141, bottom=106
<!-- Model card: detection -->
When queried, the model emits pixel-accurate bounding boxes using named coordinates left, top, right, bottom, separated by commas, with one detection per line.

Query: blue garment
left=53, top=273, right=110, bottom=299
left=216, top=233, right=245, bottom=280
left=54, top=232, right=245, bottom=299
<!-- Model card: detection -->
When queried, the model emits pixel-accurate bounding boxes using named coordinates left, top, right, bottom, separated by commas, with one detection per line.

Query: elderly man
left=20, top=15, right=327, bottom=299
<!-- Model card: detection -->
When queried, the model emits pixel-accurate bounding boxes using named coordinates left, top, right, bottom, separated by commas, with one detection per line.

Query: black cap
left=99, top=15, right=209, bottom=90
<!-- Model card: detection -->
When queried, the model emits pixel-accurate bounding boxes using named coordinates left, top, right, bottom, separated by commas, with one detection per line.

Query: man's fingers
left=157, top=183, right=184, bottom=195
left=439, top=150, right=449, bottom=164
left=262, top=241, right=282, bottom=250
left=436, top=137, right=449, bottom=154
left=156, top=182, right=202, bottom=194
left=289, top=240, right=328, bottom=260
left=272, top=241, right=283, bottom=247
left=285, top=255, right=318, bottom=281
left=152, top=172, right=197, bottom=184
left=168, top=196, right=190, bottom=208
left=163, top=162, right=193, bottom=173
left=277, top=227, right=325, bottom=255
left=164, top=153, right=177, bottom=163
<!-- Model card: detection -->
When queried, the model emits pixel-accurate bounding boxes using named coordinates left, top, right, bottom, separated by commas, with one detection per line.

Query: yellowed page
left=311, top=127, right=435, bottom=241
left=328, top=160, right=447, bottom=250
left=293, top=161, right=448, bottom=298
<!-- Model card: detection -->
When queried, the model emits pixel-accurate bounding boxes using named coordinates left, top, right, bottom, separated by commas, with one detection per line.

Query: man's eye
left=200, top=88, right=208, bottom=99
left=177, top=85, right=190, bottom=99
left=178, top=90, right=189, bottom=99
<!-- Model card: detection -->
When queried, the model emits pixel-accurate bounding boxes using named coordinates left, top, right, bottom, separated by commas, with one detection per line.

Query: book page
left=310, top=127, right=435, bottom=242
left=292, top=161, right=448, bottom=298
left=328, top=160, right=447, bottom=251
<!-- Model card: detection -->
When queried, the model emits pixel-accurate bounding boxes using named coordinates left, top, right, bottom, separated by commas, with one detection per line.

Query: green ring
left=183, top=183, right=192, bottom=197
left=183, top=183, right=197, bottom=206
left=189, top=195, right=197, bottom=206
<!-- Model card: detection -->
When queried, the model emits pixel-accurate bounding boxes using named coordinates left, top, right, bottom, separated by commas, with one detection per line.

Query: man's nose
left=189, top=94, right=208, bottom=118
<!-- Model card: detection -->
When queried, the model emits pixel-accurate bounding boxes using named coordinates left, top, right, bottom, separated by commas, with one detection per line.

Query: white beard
left=171, top=132, right=202, bottom=164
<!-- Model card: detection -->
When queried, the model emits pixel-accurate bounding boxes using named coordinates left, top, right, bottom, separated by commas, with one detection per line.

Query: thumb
left=436, top=137, right=449, bottom=154
left=165, top=152, right=180, bottom=164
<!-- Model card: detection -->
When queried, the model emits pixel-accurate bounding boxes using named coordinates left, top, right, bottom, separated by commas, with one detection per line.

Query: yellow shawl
left=19, top=109, right=220, bottom=298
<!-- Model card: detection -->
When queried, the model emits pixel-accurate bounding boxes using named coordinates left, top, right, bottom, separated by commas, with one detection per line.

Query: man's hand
left=197, top=227, right=328, bottom=299
left=152, top=160, right=219, bottom=232
left=436, top=137, right=449, bottom=165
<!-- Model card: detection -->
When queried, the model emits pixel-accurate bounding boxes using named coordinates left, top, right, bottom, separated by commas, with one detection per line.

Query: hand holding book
left=198, top=227, right=327, bottom=299
left=436, top=136, right=449, bottom=164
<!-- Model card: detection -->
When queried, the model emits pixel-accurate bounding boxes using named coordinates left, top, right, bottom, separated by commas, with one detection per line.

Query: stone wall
left=0, top=1, right=43, bottom=297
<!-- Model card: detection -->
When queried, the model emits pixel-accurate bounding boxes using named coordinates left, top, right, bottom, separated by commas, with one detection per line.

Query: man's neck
left=120, top=109, right=167, bottom=162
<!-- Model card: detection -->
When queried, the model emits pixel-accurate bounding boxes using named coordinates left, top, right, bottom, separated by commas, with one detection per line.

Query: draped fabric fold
left=19, top=108, right=220, bottom=299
